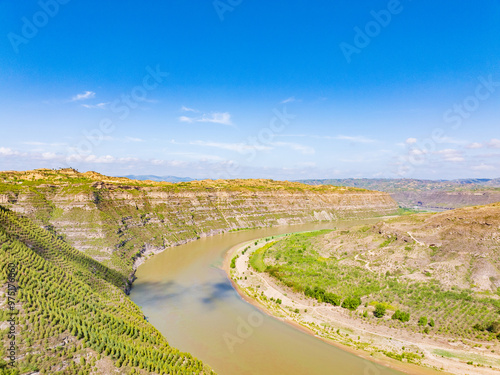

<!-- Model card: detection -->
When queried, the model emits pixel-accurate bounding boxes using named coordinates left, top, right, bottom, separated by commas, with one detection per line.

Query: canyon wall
left=0, top=169, right=398, bottom=278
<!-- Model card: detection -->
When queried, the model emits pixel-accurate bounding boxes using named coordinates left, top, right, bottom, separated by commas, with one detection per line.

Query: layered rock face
left=0, top=169, right=398, bottom=276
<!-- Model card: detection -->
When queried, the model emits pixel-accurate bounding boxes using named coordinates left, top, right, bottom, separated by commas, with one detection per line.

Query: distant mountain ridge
left=123, top=174, right=194, bottom=182
left=298, top=178, right=500, bottom=210
left=298, top=178, right=500, bottom=191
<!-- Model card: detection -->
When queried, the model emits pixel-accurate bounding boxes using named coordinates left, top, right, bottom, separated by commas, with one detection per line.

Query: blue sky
left=1, top=0, right=499, bottom=180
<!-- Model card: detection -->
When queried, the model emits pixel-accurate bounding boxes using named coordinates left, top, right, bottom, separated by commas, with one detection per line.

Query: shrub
left=374, top=303, right=386, bottom=318
left=418, top=316, right=428, bottom=326
left=342, top=296, right=362, bottom=311
left=392, top=310, right=410, bottom=322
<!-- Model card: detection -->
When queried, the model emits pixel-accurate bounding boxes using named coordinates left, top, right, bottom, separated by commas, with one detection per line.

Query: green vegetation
left=418, top=316, right=428, bottom=326
left=392, top=310, right=410, bottom=322
left=373, top=303, right=386, bottom=318
left=0, top=206, right=212, bottom=374
left=249, top=226, right=500, bottom=342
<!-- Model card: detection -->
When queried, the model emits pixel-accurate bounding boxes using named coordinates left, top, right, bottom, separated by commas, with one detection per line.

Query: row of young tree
left=0, top=206, right=213, bottom=374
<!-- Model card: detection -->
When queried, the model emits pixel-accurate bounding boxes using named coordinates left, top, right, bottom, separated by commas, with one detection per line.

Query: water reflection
left=131, top=222, right=408, bottom=375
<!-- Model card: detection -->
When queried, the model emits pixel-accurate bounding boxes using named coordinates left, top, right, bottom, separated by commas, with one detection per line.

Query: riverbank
left=224, top=233, right=500, bottom=375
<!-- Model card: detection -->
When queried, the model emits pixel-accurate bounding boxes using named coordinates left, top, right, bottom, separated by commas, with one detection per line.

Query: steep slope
left=0, top=169, right=398, bottom=285
left=0, top=206, right=213, bottom=375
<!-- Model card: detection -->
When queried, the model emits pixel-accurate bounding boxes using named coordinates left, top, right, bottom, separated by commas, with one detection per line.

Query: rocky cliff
left=0, top=169, right=398, bottom=283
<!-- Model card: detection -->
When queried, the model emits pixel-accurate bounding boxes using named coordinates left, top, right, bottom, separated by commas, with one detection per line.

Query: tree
left=418, top=316, right=428, bottom=326
left=373, top=303, right=386, bottom=318
left=392, top=309, right=410, bottom=322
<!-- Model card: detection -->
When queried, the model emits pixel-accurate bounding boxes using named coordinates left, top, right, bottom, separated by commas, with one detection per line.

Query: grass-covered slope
left=250, top=203, right=500, bottom=343
left=0, top=206, right=213, bottom=375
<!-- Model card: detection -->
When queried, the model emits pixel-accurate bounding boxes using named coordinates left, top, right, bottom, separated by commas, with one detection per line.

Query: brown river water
left=130, top=221, right=407, bottom=375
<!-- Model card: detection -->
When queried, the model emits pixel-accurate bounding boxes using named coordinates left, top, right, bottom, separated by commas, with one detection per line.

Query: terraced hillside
left=0, top=169, right=398, bottom=286
left=0, top=206, right=213, bottom=375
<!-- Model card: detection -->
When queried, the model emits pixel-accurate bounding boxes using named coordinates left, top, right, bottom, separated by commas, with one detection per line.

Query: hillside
left=122, top=175, right=194, bottom=183
left=0, top=169, right=398, bottom=287
left=300, top=178, right=500, bottom=209
left=0, top=206, right=213, bottom=374
left=230, top=202, right=500, bottom=372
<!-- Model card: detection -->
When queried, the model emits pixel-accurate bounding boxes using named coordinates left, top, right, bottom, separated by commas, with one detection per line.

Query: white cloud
left=198, top=112, right=232, bottom=126
left=22, top=141, right=67, bottom=147
left=71, top=91, right=95, bottom=101
left=166, top=152, right=224, bottom=161
left=178, top=116, right=195, bottom=123
left=189, top=140, right=271, bottom=153
left=405, top=137, right=418, bottom=145
left=82, top=102, right=109, bottom=109
left=270, top=141, right=315, bottom=154
left=471, top=163, right=495, bottom=171
left=467, top=142, right=483, bottom=149
left=281, top=97, right=297, bottom=104
left=409, top=148, right=427, bottom=156
left=297, top=162, right=316, bottom=167
left=0, top=147, right=19, bottom=156
left=125, top=137, right=145, bottom=142
left=487, top=138, right=500, bottom=148
left=334, top=135, right=376, bottom=144
left=178, top=111, right=233, bottom=126
left=41, top=152, right=58, bottom=160
left=181, top=106, right=198, bottom=112
left=436, top=149, right=464, bottom=162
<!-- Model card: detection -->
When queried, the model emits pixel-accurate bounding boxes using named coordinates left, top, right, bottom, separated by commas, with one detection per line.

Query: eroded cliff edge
left=0, top=168, right=398, bottom=290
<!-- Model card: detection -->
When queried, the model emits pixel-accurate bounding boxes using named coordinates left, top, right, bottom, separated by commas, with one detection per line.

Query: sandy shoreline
left=223, top=234, right=500, bottom=375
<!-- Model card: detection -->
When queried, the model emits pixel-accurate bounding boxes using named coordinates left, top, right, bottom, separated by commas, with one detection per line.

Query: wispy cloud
left=166, top=152, right=224, bottom=161
left=179, top=116, right=194, bottom=123
left=464, top=139, right=500, bottom=150
left=179, top=112, right=233, bottom=126
left=82, top=102, right=109, bottom=109
left=436, top=149, right=464, bottom=162
left=270, top=141, right=315, bottom=154
left=22, top=141, right=67, bottom=147
left=276, top=134, right=376, bottom=143
left=199, top=112, right=233, bottom=125
left=181, top=106, right=198, bottom=112
left=466, top=142, right=483, bottom=149
left=281, top=96, right=299, bottom=104
left=471, top=163, right=495, bottom=171
left=488, top=139, right=500, bottom=148
left=189, top=140, right=270, bottom=152
left=71, top=91, right=95, bottom=102
left=405, top=137, right=418, bottom=145
left=332, top=135, right=376, bottom=143
left=125, top=137, right=145, bottom=143
left=0, top=147, right=21, bottom=156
